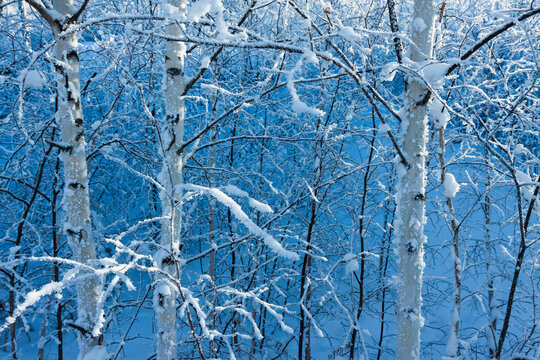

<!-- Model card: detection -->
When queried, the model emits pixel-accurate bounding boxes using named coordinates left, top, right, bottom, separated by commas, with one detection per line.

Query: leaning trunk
left=394, top=1, right=436, bottom=359
left=52, top=0, right=100, bottom=357
left=154, top=1, right=186, bottom=359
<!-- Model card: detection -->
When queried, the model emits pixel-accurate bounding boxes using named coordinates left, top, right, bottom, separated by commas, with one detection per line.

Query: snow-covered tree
left=16, top=0, right=102, bottom=358
left=153, top=0, right=187, bottom=359
left=393, top=1, right=436, bottom=358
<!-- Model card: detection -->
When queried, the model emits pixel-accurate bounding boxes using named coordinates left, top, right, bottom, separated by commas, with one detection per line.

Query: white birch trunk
left=52, top=0, right=100, bottom=357
left=154, top=1, right=186, bottom=359
left=439, top=128, right=461, bottom=358
left=394, top=1, right=436, bottom=359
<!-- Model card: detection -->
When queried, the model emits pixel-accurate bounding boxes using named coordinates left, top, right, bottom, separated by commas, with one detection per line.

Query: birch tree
left=154, top=0, right=186, bottom=359
left=19, top=0, right=102, bottom=358
left=394, top=0, right=436, bottom=358
left=51, top=1, right=102, bottom=357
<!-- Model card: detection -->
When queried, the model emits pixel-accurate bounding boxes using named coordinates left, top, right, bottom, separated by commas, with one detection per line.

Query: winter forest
left=0, top=0, right=539, bottom=359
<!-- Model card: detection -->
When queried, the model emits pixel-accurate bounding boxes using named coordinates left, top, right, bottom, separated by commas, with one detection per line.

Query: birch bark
left=394, top=1, right=436, bottom=359
left=154, top=1, right=186, bottom=359
left=438, top=127, right=461, bottom=358
left=52, top=0, right=101, bottom=357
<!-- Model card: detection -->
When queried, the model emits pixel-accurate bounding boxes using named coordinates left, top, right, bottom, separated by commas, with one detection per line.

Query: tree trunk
left=377, top=193, right=395, bottom=360
left=155, top=1, right=186, bottom=359
left=484, top=156, right=497, bottom=358
left=52, top=0, right=101, bottom=356
left=349, top=109, right=376, bottom=360
left=394, top=1, right=436, bottom=359
left=52, top=156, right=63, bottom=360
left=438, top=127, right=461, bottom=358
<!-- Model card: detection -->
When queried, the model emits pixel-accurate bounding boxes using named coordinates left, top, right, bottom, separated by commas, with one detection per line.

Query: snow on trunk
left=52, top=0, right=101, bottom=357
left=155, top=1, right=186, bottom=359
left=437, top=117, right=462, bottom=358
left=394, top=1, right=436, bottom=359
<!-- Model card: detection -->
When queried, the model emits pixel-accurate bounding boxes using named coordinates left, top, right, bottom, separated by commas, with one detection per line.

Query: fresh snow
left=429, top=98, right=450, bottom=129
left=443, top=173, right=460, bottom=198
left=18, top=70, right=45, bottom=89
left=381, top=62, right=399, bottom=82
left=378, top=123, right=391, bottom=132
left=186, top=0, right=212, bottom=23
left=3, top=1, right=538, bottom=359
left=422, top=62, right=450, bottom=85
left=412, top=17, right=427, bottom=33
left=287, top=56, right=325, bottom=118
left=344, top=253, right=359, bottom=274
left=516, top=170, right=534, bottom=200
left=79, top=346, right=108, bottom=360
left=221, top=184, right=274, bottom=213
left=180, top=184, right=298, bottom=260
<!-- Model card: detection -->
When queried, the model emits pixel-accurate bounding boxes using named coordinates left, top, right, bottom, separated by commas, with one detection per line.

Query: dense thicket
left=0, top=0, right=538, bottom=359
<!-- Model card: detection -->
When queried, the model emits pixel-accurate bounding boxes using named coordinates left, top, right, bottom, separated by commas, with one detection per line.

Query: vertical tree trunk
left=484, top=156, right=497, bottom=358
left=494, top=173, right=539, bottom=359
left=298, top=201, right=315, bottom=360
left=394, top=1, right=436, bottom=359
left=155, top=1, right=186, bottom=359
left=207, top=82, right=218, bottom=357
left=298, top=106, right=325, bottom=360
left=52, top=0, right=101, bottom=356
left=438, top=127, right=461, bottom=358
left=52, top=156, right=63, bottom=360
left=349, top=110, right=376, bottom=360
left=377, top=193, right=395, bottom=360
left=228, top=122, right=240, bottom=353
left=38, top=303, right=50, bottom=360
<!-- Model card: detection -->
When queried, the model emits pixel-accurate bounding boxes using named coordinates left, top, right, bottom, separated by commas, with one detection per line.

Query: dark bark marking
left=415, top=91, right=431, bottom=107
left=167, top=67, right=183, bottom=76
left=68, top=182, right=85, bottom=190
